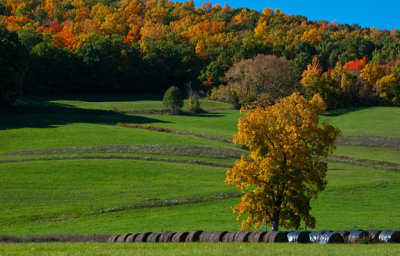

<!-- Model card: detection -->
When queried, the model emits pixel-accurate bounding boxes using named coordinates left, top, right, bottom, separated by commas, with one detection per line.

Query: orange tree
left=225, top=92, right=339, bottom=231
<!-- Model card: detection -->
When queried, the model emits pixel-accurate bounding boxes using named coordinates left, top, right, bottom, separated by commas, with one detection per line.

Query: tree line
left=1, top=0, right=400, bottom=107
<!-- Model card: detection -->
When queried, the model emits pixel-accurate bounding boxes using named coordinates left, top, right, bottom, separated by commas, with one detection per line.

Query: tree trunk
left=271, top=208, right=280, bottom=231
left=264, top=212, right=268, bottom=231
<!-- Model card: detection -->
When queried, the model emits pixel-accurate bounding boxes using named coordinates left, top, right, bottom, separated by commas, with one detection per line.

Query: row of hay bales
left=108, top=230, right=400, bottom=244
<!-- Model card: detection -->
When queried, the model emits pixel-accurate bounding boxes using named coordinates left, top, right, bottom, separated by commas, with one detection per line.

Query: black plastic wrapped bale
left=146, top=233, right=161, bottom=243
left=287, top=231, right=310, bottom=243
left=262, top=231, right=288, bottom=243
left=309, top=231, right=331, bottom=243
left=348, top=230, right=371, bottom=243
left=185, top=230, right=203, bottom=242
left=367, top=230, right=382, bottom=243
left=159, top=231, right=177, bottom=243
left=248, top=231, right=267, bottom=243
left=107, top=235, right=120, bottom=243
left=234, top=231, right=252, bottom=242
left=379, top=230, right=400, bottom=243
left=198, top=231, right=214, bottom=242
left=135, top=232, right=152, bottom=242
left=319, top=232, right=345, bottom=244
left=126, top=233, right=140, bottom=243
left=336, top=231, right=350, bottom=243
left=171, top=232, right=189, bottom=242
left=116, top=233, right=132, bottom=243
left=209, top=231, right=227, bottom=242
left=222, top=232, right=237, bottom=242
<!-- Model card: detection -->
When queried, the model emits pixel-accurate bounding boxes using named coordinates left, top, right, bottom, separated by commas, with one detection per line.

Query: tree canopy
left=225, top=92, right=340, bottom=231
left=1, top=1, right=400, bottom=106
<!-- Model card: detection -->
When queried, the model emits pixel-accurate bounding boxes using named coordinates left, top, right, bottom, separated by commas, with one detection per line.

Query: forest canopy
left=1, top=0, right=400, bottom=107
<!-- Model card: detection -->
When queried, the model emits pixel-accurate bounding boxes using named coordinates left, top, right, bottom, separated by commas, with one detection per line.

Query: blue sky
left=175, top=0, right=399, bottom=30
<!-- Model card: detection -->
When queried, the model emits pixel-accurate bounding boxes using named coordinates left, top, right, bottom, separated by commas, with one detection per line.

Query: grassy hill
left=1, top=95, right=399, bottom=238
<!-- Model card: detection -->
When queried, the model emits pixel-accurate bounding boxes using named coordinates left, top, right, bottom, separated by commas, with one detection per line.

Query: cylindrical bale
left=222, top=232, right=237, bottom=242
left=126, top=233, right=139, bottom=243
left=107, top=235, right=120, bottom=243
left=171, top=232, right=189, bottom=242
left=135, top=232, right=152, bottom=243
left=185, top=230, right=203, bottom=242
left=208, top=231, right=227, bottom=243
left=336, top=231, right=350, bottom=243
left=94, top=235, right=110, bottom=243
left=319, top=232, right=345, bottom=244
left=146, top=233, right=161, bottom=243
left=309, top=231, right=331, bottom=243
left=348, top=230, right=371, bottom=243
left=366, top=230, right=382, bottom=243
left=159, top=231, right=177, bottom=243
left=379, top=230, right=400, bottom=243
left=287, top=231, right=310, bottom=243
left=199, top=231, right=214, bottom=242
left=116, top=233, right=132, bottom=243
left=262, top=231, right=288, bottom=243
left=234, top=231, right=252, bottom=242
left=248, top=231, right=268, bottom=243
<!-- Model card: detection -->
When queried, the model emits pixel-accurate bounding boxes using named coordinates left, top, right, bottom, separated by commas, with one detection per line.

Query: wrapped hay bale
left=107, top=235, right=120, bottom=243
left=379, top=230, right=400, bottom=243
left=159, top=231, right=177, bottom=243
left=319, top=232, right=344, bottom=244
left=135, top=232, right=152, bottom=243
left=367, top=230, right=382, bottom=243
left=126, top=233, right=139, bottom=243
left=287, top=231, right=310, bottom=243
left=309, top=231, right=331, bottom=243
left=336, top=231, right=350, bottom=243
left=171, top=232, right=189, bottom=242
left=146, top=233, right=161, bottom=243
left=348, top=230, right=371, bottom=243
left=222, top=232, right=237, bottom=242
left=199, top=232, right=214, bottom=242
left=234, top=231, right=252, bottom=242
left=262, top=231, right=288, bottom=243
left=209, top=231, right=227, bottom=242
left=248, top=231, right=267, bottom=243
left=116, top=233, right=132, bottom=243
left=185, top=230, right=203, bottom=242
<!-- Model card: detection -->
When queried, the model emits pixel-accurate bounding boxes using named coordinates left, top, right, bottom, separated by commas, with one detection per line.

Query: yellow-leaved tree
left=225, top=92, right=340, bottom=231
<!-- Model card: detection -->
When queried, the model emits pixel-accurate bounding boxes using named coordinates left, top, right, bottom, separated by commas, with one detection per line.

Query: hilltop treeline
left=1, top=0, right=400, bottom=107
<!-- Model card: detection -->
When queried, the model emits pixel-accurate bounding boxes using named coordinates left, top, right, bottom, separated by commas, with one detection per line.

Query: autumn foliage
left=225, top=93, right=340, bottom=231
left=0, top=0, right=400, bottom=105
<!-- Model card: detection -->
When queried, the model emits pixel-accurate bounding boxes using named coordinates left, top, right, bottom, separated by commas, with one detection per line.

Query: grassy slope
left=1, top=96, right=399, bottom=239
left=334, top=146, right=400, bottom=164
left=1, top=162, right=399, bottom=235
left=320, top=107, right=400, bottom=137
left=1, top=243, right=400, bottom=256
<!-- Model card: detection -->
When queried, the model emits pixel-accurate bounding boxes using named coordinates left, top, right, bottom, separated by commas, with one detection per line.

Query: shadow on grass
left=322, top=108, right=367, bottom=117
left=0, top=100, right=170, bottom=130
left=16, top=93, right=163, bottom=102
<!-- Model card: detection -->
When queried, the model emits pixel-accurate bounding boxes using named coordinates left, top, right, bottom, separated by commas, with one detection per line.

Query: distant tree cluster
left=1, top=0, right=400, bottom=106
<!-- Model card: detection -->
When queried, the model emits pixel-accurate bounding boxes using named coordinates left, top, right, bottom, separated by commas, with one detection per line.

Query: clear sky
left=175, top=0, right=399, bottom=30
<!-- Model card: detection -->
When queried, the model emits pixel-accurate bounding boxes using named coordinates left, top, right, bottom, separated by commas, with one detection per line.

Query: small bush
left=163, top=86, right=184, bottom=114
left=188, top=93, right=202, bottom=113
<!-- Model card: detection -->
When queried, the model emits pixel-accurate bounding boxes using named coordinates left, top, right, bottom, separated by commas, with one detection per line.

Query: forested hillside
left=1, top=0, right=400, bottom=107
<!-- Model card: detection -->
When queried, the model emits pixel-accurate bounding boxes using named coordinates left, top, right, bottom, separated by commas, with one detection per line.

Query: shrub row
left=108, top=230, right=400, bottom=244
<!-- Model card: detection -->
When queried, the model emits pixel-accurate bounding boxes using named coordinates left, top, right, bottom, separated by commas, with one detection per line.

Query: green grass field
left=1, top=95, right=399, bottom=253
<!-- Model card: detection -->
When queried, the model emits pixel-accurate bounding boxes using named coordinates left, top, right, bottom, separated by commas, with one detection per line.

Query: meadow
left=0, top=95, right=399, bottom=254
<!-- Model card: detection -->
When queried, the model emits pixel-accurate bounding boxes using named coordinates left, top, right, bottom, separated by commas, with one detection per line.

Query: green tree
left=0, top=29, right=28, bottom=106
left=162, top=86, right=184, bottom=114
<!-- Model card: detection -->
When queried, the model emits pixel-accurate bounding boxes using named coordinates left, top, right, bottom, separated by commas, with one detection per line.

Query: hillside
left=0, top=95, right=399, bottom=235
